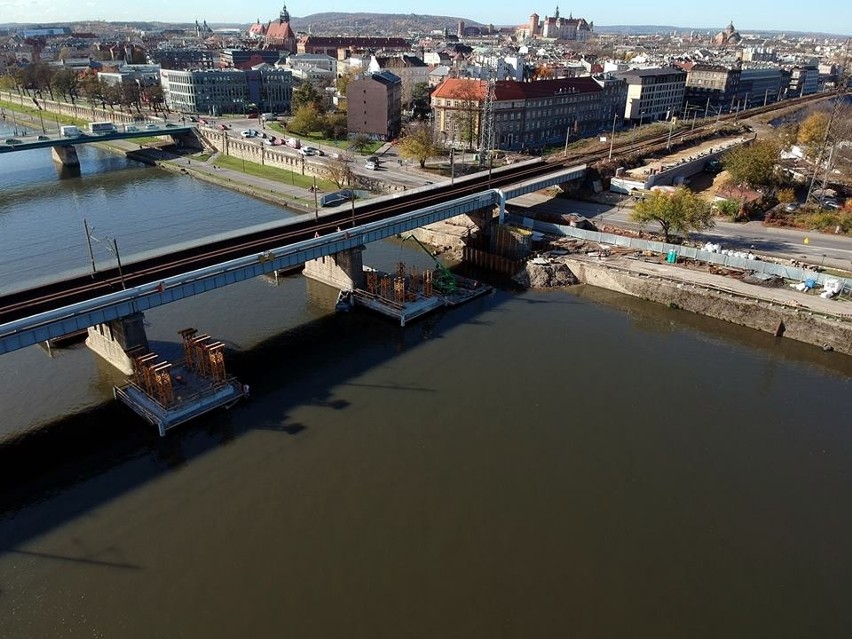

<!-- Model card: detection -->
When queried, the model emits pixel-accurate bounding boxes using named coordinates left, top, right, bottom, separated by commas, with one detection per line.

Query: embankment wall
left=564, top=258, right=852, bottom=355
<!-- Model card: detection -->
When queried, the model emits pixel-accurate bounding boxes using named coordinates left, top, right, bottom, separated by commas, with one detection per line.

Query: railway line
left=0, top=160, right=555, bottom=325
left=0, top=90, right=839, bottom=327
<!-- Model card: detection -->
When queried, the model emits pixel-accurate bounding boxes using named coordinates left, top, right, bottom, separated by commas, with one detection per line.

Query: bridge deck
left=0, top=126, right=195, bottom=153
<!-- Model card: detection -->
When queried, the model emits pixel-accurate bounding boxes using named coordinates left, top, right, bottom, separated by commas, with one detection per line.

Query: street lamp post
left=313, top=176, right=319, bottom=222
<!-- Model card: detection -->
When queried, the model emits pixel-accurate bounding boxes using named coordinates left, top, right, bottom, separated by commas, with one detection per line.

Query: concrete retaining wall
left=1, top=90, right=151, bottom=126
left=198, top=128, right=407, bottom=193
left=565, top=258, right=852, bottom=355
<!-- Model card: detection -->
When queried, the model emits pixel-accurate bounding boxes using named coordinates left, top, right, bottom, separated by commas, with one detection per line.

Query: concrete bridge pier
left=86, top=312, right=149, bottom=375
left=171, top=131, right=203, bottom=150
left=303, top=246, right=366, bottom=292
left=51, top=144, right=79, bottom=167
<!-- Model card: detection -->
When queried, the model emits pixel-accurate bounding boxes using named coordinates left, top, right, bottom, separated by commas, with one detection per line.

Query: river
left=1, top=144, right=851, bottom=637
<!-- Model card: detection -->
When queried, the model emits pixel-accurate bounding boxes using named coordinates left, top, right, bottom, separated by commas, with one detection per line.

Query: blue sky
left=1, top=1, right=849, bottom=35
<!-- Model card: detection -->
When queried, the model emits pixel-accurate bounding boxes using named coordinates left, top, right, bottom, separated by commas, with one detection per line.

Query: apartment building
left=346, top=71, right=402, bottom=140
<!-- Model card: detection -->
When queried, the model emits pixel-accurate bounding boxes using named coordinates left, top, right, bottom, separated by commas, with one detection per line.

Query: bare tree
left=325, top=152, right=354, bottom=188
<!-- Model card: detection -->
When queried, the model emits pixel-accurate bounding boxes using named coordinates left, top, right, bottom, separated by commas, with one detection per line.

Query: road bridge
left=0, top=125, right=198, bottom=164
left=0, top=162, right=586, bottom=361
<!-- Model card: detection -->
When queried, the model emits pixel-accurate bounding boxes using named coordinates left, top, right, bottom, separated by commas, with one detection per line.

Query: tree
left=631, top=187, right=714, bottom=243
left=321, top=110, right=347, bottom=139
left=796, top=111, right=830, bottom=154
left=398, top=123, right=440, bottom=168
left=714, top=199, right=740, bottom=221
left=722, top=139, right=780, bottom=189
left=287, top=104, right=322, bottom=135
left=777, top=188, right=796, bottom=204
left=291, top=80, right=325, bottom=114
left=325, top=152, right=354, bottom=188
left=448, top=79, right=483, bottom=149
left=348, top=133, right=370, bottom=153
left=409, top=81, right=432, bottom=119
left=143, top=85, right=165, bottom=113
left=335, top=68, right=357, bottom=96
left=51, top=68, right=78, bottom=102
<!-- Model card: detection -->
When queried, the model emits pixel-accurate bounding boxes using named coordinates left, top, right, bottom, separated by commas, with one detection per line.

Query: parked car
left=4, top=138, right=22, bottom=145
left=241, top=129, right=259, bottom=138
left=784, top=202, right=800, bottom=212
left=36, top=135, right=50, bottom=141
left=299, top=146, right=323, bottom=156
left=365, top=158, right=379, bottom=170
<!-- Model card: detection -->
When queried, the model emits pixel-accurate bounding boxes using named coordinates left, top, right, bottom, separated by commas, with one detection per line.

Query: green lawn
left=0, top=99, right=88, bottom=128
left=212, top=155, right=338, bottom=191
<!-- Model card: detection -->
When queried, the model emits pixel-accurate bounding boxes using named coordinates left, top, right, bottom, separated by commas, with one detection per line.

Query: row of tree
left=1, top=65, right=166, bottom=113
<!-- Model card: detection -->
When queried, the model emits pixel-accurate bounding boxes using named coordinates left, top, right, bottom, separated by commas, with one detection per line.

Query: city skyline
left=1, top=0, right=850, bottom=36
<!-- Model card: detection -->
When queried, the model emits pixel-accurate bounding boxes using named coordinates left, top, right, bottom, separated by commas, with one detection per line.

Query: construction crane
left=805, top=38, right=851, bottom=205
left=402, top=234, right=458, bottom=294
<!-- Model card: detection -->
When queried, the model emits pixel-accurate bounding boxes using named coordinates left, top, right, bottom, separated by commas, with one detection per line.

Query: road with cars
left=210, top=116, right=441, bottom=188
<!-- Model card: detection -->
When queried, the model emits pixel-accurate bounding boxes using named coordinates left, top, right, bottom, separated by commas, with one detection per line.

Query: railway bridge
left=0, top=159, right=586, bottom=371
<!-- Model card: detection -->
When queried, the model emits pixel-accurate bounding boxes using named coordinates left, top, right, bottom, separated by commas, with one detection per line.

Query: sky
left=1, top=0, right=850, bottom=36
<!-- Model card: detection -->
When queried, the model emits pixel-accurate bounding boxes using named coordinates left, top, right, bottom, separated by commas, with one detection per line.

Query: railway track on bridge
left=0, top=160, right=557, bottom=325
left=0, top=90, right=839, bottom=328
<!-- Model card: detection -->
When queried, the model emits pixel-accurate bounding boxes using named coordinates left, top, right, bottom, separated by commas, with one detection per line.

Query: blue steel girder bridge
left=0, top=159, right=586, bottom=355
left=0, top=125, right=196, bottom=155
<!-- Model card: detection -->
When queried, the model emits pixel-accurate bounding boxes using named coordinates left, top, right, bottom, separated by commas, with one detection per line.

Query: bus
left=88, top=121, right=117, bottom=134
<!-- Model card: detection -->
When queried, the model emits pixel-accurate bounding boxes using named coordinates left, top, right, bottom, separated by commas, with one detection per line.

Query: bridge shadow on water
left=0, top=269, right=511, bottom=551
left=1, top=265, right=851, bottom=555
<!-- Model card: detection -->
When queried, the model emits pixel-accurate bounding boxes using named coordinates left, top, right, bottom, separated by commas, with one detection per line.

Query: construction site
left=113, top=328, right=247, bottom=435
left=346, top=254, right=492, bottom=326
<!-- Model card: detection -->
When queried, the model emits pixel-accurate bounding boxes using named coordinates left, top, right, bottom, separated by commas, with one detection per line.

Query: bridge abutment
left=86, top=312, right=148, bottom=375
left=51, top=145, right=79, bottom=167
left=303, top=247, right=366, bottom=291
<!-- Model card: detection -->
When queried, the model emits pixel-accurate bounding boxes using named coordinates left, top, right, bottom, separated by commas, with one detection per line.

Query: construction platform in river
left=113, top=328, right=247, bottom=436
left=345, top=262, right=492, bottom=326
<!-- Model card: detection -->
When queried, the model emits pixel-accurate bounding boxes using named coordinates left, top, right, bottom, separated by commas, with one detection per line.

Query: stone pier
left=86, top=312, right=149, bottom=375
left=302, top=247, right=366, bottom=291
left=51, top=144, right=79, bottom=167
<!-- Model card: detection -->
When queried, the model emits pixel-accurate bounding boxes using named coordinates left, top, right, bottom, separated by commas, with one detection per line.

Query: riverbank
left=522, top=252, right=852, bottom=355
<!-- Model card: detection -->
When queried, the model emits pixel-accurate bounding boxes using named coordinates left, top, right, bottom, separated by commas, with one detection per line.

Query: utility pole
left=83, top=219, right=96, bottom=275
left=112, top=239, right=126, bottom=289
left=608, top=112, right=617, bottom=160
left=478, top=65, right=496, bottom=168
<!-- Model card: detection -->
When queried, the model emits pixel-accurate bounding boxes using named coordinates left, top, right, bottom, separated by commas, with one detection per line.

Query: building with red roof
left=431, top=75, right=625, bottom=151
